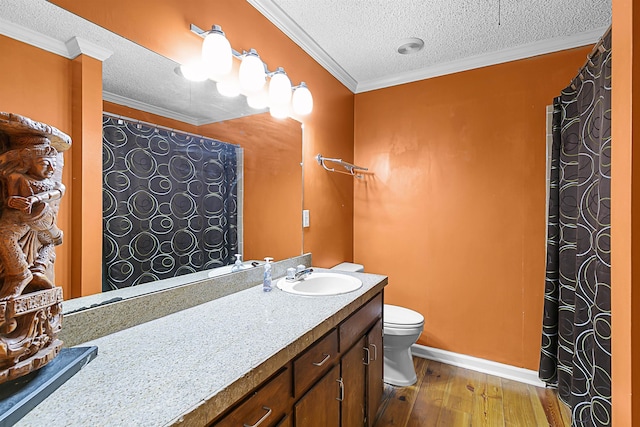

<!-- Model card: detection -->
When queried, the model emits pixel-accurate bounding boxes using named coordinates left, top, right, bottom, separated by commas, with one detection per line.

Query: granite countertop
left=16, top=269, right=387, bottom=426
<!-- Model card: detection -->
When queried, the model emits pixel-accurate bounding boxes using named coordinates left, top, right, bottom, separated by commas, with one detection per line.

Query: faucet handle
left=286, top=267, right=296, bottom=280
left=296, top=264, right=306, bottom=273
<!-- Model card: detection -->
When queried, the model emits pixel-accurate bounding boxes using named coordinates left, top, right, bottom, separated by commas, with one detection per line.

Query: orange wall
left=354, top=47, right=591, bottom=370
left=611, top=0, right=640, bottom=424
left=0, top=35, right=74, bottom=300
left=202, top=115, right=303, bottom=261
left=51, top=0, right=356, bottom=268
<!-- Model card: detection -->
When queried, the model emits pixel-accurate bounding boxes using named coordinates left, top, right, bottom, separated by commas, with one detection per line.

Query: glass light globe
left=238, top=50, right=266, bottom=93
left=268, top=69, right=292, bottom=107
left=247, top=90, right=269, bottom=110
left=216, top=76, right=240, bottom=97
left=202, top=26, right=232, bottom=78
left=292, top=83, right=313, bottom=115
left=179, top=60, right=208, bottom=82
left=269, top=104, right=290, bottom=119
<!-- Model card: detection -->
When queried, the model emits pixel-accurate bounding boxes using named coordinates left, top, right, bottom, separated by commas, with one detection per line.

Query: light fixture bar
left=187, top=23, right=313, bottom=117
left=190, top=23, right=284, bottom=76
left=190, top=24, right=242, bottom=58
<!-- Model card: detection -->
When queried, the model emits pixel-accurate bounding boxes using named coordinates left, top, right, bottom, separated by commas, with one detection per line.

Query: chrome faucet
left=286, top=265, right=314, bottom=281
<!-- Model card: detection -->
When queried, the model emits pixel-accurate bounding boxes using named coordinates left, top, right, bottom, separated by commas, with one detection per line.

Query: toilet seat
left=384, top=304, right=424, bottom=329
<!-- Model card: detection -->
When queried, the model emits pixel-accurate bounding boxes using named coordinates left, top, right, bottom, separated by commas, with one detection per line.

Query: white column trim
left=65, top=37, right=113, bottom=61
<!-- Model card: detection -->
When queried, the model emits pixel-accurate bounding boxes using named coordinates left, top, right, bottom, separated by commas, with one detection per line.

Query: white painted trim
left=0, top=18, right=112, bottom=62
left=102, top=92, right=206, bottom=126
left=356, top=26, right=609, bottom=93
left=412, top=343, right=547, bottom=388
left=66, top=37, right=113, bottom=61
left=246, top=0, right=358, bottom=92
left=0, top=17, right=69, bottom=58
left=242, top=3, right=607, bottom=93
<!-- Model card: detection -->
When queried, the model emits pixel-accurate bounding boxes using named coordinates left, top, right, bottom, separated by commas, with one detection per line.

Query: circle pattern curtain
left=102, top=115, right=238, bottom=290
left=539, top=30, right=611, bottom=426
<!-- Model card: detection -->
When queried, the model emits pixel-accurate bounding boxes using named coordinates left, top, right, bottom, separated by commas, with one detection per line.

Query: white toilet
left=330, top=262, right=425, bottom=387
left=382, top=304, right=424, bottom=386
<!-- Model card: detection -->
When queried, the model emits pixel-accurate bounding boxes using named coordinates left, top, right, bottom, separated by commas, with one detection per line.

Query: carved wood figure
left=0, top=113, right=71, bottom=384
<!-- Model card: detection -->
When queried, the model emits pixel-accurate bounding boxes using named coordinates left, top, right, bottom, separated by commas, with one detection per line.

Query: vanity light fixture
left=268, top=68, right=292, bottom=107
left=246, top=90, right=269, bottom=110
left=292, top=82, right=313, bottom=116
left=201, top=25, right=233, bottom=78
left=238, top=49, right=266, bottom=93
left=269, top=104, right=290, bottom=119
left=216, top=78, right=241, bottom=98
left=185, top=23, right=313, bottom=118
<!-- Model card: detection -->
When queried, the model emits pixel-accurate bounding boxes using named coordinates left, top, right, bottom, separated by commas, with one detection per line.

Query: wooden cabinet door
left=276, top=413, right=292, bottom=427
left=366, top=320, right=384, bottom=427
left=294, top=364, right=341, bottom=427
left=341, top=336, right=367, bottom=427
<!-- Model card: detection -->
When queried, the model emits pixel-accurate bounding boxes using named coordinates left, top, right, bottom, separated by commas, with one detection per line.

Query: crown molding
left=246, top=0, right=358, bottom=92
left=0, top=17, right=69, bottom=57
left=103, top=92, right=208, bottom=126
left=356, top=26, right=609, bottom=93
left=0, top=18, right=113, bottom=61
left=243, top=3, right=608, bottom=94
left=65, top=37, right=113, bottom=61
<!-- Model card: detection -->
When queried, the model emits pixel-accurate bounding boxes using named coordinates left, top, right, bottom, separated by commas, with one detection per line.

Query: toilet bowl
left=383, top=304, right=424, bottom=386
left=330, top=263, right=425, bottom=387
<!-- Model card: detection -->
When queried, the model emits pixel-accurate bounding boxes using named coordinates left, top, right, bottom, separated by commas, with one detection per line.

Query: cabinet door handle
left=363, top=346, right=371, bottom=366
left=336, top=378, right=345, bottom=401
left=312, top=353, right=331, bottom=367
left=370, top=343, right=378, bottom=361
left=243, top=406, right=272, bottom=427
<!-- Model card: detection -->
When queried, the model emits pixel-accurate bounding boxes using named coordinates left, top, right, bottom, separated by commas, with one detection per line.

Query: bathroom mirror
left=0, top=0, right=303, bottom=303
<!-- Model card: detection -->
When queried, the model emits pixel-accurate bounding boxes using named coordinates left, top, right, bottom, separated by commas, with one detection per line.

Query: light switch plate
left=302, top=210, right=310, bottom=227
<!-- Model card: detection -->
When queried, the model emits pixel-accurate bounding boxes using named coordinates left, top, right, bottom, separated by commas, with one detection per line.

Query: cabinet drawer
left=213, top=367, right=292, bottom=427
left=294, top=328, right=339, bottom=397
left=339, top=293, right=382, bottom=352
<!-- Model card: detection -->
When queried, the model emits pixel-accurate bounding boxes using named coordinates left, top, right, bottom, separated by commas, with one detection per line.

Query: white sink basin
left=277, top=272, right=362, bottom=296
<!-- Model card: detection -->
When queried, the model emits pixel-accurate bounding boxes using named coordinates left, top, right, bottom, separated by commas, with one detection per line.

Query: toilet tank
left=331, top=262, right=364, bottom=272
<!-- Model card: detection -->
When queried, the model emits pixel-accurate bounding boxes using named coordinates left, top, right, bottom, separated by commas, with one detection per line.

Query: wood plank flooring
left=374, top=357, right=571, bottom=427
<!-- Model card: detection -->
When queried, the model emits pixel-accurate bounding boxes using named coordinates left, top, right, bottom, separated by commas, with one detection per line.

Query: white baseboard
left=411, top=344, right=547, bottom=388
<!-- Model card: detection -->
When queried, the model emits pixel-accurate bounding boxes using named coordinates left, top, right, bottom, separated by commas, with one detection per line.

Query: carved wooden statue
left=0, top=113, right=71, bottom=384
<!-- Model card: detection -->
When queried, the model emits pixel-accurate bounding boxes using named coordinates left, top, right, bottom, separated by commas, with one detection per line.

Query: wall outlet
left=302, top=210, right=310, bottom=228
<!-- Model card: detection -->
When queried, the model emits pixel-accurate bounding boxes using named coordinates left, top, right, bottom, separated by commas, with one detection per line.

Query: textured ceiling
left=248, top=0, right=612, bottom=93
left=0, top=0, right=265, bottom=125
left=0, top=0, right=613, bottom=118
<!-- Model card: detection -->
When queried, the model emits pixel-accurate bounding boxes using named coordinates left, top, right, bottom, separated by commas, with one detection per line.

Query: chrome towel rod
left=316, top=154, right=369, bottom=178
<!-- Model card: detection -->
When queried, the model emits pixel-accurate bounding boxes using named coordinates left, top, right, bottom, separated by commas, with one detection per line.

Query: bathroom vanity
left=213, top=293, right=383, bottom=427
left=15, top=263, right=387, bottom=426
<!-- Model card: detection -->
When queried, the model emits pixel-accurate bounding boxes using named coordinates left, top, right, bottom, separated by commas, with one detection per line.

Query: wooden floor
left=374, top=357, right=571, bottom=427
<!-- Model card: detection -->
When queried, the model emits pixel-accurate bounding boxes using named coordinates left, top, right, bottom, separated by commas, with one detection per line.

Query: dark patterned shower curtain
left=102, top=115, right=239, bottom=291
left=539, top=30, right=611, bottom=426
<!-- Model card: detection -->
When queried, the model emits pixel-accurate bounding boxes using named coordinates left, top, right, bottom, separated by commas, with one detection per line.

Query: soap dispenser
left=231, top=254, right=243, bottom=272
left=263, top=257, right=274, bottom=292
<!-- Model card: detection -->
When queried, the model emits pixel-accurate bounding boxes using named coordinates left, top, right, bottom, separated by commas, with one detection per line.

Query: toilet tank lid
left=330, top=262, right=364, bottom=272
left=384, top=304, right=424, bottom=325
